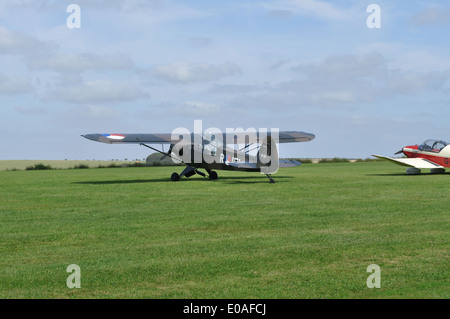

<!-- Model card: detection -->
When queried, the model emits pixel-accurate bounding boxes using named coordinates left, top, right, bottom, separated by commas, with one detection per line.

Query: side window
left=419, top=140, right=433, bottom=152
left=434, top=142, right=445, bottom=152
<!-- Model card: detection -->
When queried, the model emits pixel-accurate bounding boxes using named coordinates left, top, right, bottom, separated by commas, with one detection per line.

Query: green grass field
left=0, top=162, right=448, bottom=298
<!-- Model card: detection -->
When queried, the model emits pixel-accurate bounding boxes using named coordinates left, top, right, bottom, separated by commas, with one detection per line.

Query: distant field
left=0, top=160, right=136, bottom=171
left=0, top=162, right=448, bottom=298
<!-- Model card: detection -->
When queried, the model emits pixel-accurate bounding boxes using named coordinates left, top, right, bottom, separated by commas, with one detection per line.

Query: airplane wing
left=82, top=133, right=176, bottom=144
left=278, top=131, right=315, bottom=143
left=82, top=131, right=315, bottom=145
left=223, top=131, right=315, bottom=144
left=372, top=155, right=444, bottom=169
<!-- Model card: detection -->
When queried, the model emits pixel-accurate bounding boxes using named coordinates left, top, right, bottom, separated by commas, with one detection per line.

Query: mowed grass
left=0, top=162, right=448, bottom=298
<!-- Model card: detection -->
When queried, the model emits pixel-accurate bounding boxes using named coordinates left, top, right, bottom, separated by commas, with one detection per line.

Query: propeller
left=394, top=149, right=404, bottom=155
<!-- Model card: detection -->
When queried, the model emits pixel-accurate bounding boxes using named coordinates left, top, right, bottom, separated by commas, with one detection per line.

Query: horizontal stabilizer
left=279, top=159, right=301, bottom=168
left=372, top=155, right=444, bottom=169
left=227, top=162, right=259, bottom=169
left=227, top=159, right=301, bottom=170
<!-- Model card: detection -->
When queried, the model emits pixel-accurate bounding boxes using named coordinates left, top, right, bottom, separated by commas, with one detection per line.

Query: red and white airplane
left=373, top=139, right=450, bottom=174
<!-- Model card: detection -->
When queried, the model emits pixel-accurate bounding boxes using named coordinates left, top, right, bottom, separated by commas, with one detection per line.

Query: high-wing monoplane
left=373, top=139, right=450, bottom=174
left=82, top=130, right=315, bottom=183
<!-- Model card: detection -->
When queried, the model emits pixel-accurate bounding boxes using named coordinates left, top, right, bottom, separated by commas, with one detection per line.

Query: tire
left=209, top=171, right=218, bottom=180
left=171, top=172, right=180, bottom=181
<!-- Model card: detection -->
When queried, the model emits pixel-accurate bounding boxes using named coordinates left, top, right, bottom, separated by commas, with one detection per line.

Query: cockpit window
left=418, top=139, right=448, bottom=153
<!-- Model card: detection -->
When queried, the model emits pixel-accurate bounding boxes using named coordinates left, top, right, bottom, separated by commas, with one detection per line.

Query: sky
left=0, top=0, right=449, bottom=160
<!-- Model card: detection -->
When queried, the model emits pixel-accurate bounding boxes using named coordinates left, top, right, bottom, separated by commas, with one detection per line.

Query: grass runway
left=0, top=162, right=448, bottom=298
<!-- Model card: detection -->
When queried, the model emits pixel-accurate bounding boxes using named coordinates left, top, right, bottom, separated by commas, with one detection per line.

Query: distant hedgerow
left=26, top=163, right=53, bottom=170
left=354, top=158, right=384, bottom=162
left=107, top=163, right=122, bottom=168
left=73, top=164, right=90, bottom=169
left=318, top=158, right=350, bottom=164
left=128, top=162, right=145, bottom=167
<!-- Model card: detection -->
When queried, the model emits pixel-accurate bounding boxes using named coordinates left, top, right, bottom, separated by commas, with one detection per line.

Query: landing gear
left=406, top=167, right=421, bottom=175
left=430, top=168, right=446, bottom=174
left=170, top=166, right=208, bottom=181
left=209, top=170, right=218, bottom=180
left=266, top=174, right=275, bottom=183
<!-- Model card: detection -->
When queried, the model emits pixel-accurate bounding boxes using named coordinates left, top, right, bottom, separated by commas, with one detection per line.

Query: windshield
left=418, top=139, right=448, bottom=153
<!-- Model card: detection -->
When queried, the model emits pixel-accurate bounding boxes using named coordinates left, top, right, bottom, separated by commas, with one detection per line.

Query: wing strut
left=140, top=143, right=172, bottom=158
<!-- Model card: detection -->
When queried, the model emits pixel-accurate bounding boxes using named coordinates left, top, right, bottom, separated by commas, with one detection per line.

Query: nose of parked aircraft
left=398, top=145, right=419, bottom=157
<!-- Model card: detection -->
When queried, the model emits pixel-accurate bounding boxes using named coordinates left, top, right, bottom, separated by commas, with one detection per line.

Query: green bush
left=73, top=164, right=90, bottom=169
left=128, top=162, right=145, bottom=167
left=26, top=163, right=53, bottom=170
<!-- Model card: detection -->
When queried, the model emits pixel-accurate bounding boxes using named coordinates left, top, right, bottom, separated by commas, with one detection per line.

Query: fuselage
left=170, top=142, right=264, bottom=172
left=402, top=143, right=450, bottom=168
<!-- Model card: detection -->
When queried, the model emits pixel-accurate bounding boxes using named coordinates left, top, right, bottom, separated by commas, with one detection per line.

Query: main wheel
left=209, top=171, right=218, bottom=180
left=171, top=172, right=180, bottom=181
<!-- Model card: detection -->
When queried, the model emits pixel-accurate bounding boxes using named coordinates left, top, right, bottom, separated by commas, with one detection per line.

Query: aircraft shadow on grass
left=73, top=175, right=294, bottom=185
left=367, top=171, right=450, bottom=177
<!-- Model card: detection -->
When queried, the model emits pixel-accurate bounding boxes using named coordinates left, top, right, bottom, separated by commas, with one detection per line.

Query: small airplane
left=82, top=130, right=315, bottom=183
left=373, top=139, right=450, bottom=174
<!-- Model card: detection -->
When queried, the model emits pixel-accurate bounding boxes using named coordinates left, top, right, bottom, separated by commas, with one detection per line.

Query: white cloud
left=208, top=84, right=258, bottom=95
left=387, top=70, right=450, bottom=94
left=292, top=53, right=450, bottom=101
left=0, top=0, right=164, bottom=11
left=222, top=52, right=450, bottom=111
left=27, top=53, right=134, bottom=72
left=0, top=74, right=33, bottom=95
left=75, top=0, right=166, bottom=11
left=410, top=6, right=450, bottom=26
left=14, top=105, right=47, bottom=115
left=173, top=100, right=220, bottom=115
left=293, top=53, right=387, bottom=80
left=309, top=91, right=355, bottom=104
left=155, top=61, right=242, bottom=83
left=48, top=80, right=149, bottom=104
left=267, top=9, right=294, bottom=20
left=188, top=36, right=213, bottom=48
left=0, top=0, right=56, bottom=11
left=265, top=0, right=355, bottom=21
left=82, top=105, right=121, bottom=119
left=0, top=26, right=51, bottom=56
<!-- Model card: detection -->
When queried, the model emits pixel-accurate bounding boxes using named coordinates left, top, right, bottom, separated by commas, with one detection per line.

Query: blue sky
left=1, top=0, right=449, bottom=160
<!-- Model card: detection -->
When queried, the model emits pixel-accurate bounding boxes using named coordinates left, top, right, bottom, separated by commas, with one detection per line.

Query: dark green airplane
left=82, top=130, right=315, bottom=183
